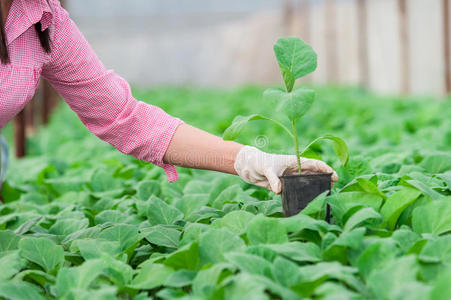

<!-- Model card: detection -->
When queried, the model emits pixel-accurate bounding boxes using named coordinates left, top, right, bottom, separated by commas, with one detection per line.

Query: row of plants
left=0, top=79, right=450, bottom=298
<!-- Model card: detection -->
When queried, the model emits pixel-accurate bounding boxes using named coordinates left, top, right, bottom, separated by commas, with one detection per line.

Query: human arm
left=41, top=0, right=183, bottom=181
left=164, top=124, right=338, bottom=193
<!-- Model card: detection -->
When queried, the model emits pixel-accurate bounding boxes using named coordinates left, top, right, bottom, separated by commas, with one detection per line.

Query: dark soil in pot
left=281, top=173, right=332, bottom=220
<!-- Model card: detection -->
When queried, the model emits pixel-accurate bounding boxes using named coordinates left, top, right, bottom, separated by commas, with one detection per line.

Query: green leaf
left=327, top=192, right=383, bottom=226
left=419, top=235, right=451, bottom=264
left=56, top=259, right=105, bottom=297
left=322, top=228, right=366, bottom=264
left=380, top=188, right=422, bottom=230
left=142, top=225, right=180, bottom=248
left=137, top=180, right=161, bottom=200
left=225, top=252, right=273, bottom=278
left=404, top=179, right=443, bottom=200
left=95, top=210, right=129, bottom=225
left=301, top=135, right=349, bottom=165
left=225, top=273, right=269, bottom=300
left=356, top=178, right=387, bottom=199
left=214, top=210, right=255, bottom=234
left=294, top=262, right=361, bottom=297
left=223, top=114, right=292, bottom=141
left=412, top=199, right=451, bottom=235
left=49, top=218, right=89, bottom=236
left=301, top=191, right=329, bottom=219
left=129, top=261, right=174, bottom=290
left=279, top=65, right=295, bottom=92
left=100, top=253, right=134, bottom=286
left=164, top=242, right=200, bottom=271
left=0, top=281, right=44, bottom=300
left=356, top=239, right=399, bottom=279
left=430, top=269, right=451, bottom=300
left=0, top=250, right=27, bottom=281
left=391, top=228, right=422, bottom=253
left=272, top=256, right=302, bottom=287
left=164, top=269, right=197, bottom=288
left=91, top=169, right=120, bottom=192
left=367, top=255, right=419, bottom=299
left=14, top=269, right=56, bottom=287
left=147, top=196, right=184, bottom=226
left=223, top=114, right=268, bottom=140
left=274, top=37, right=317, bottom=84
left=0, top=230, right=21, bottom=251
left=419, top=153, right=451, bottom=173
left=266, top=242, right=322, bottom=263
left=246, top=215, right=288, bottom=245
left=98, top=224, right=140, bottom=252
left=343, top=207, right=382, bottom=232
left=19, top=237, right=65, bottom=272
left=72, top=239, right=121, bottom=260
left=264, top=88, right=315, bottom=121
left=198, top=228, right=246, bottom=265
left=192, top=263, right=235, bottom=295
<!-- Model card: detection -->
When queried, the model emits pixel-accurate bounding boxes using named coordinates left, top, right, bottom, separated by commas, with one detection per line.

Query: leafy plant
left=224, top=37, right=349, bottom=173
left=0, top=85, right=450, bottom=299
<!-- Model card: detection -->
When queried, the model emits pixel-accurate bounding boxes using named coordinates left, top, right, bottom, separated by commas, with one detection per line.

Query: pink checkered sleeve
left=41, top=1, right=183, bottom=182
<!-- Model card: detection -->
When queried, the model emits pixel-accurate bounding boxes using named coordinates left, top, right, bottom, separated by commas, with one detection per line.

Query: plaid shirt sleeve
left=41, top=1, right=184, bottom=182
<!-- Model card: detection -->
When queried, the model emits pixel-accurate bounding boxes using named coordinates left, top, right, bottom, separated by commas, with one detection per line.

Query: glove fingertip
left=332, top=172, right=339, bottom=182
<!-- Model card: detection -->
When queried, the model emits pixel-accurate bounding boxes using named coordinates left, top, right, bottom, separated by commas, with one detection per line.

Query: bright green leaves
left=412, top=199, right=451, bottom=235
left=142, top=225, right=181, bottom=248
left=0, top=251, right=27, bottom=281
left=0, top=281, right=45, bottom=300
left=301, top=135, right=349, bottom=165
left=419, top=235, right=451, bottom=264
left=274, top=37, right=317, bottom=91
left=264, top=87, right=315, bottom=121
left=223, top=114, right=293, bottom=141
left=367, top=255, right=420, bottom=299
left=223, top=114, right=269, bottom=140
left=0, top=230, right=21, bottom=251
left=98, top=224, right=141, bottom=252
left=222, top=36, right=348, bottom=173
left=164, top=242, right=200, bottom=271
left=129, top=261, right=174, bottom=290
left=380, top=188, right=422, bottom=230
left=246, top=216, right=288, bottom=245
left=147, top=196, right=184, bottom=226
left=18, top=237, right=65, bottom=273
left=212, top=210, right=255, bottom=234
left=198, top=228, right=246, bottom=264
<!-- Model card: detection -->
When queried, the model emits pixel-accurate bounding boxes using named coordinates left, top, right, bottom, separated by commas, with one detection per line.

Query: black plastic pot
left=281, top=173, right=332, bottom=220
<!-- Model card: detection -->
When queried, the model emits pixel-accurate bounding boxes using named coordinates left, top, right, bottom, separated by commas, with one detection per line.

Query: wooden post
left=24, top=101, right=35, bottom=135
left=14, top=110, right=26, bottom=158
left=325, top=0, right=338, bottom=83
left=357, top=0, right=369, bottom=88
left=398, top=0, right=409, bottom=94
left=42, top=81, right=51, bottom=125
left=444, top=0, right=451, bottom=94
left=283, top=0, right=294, bottom=35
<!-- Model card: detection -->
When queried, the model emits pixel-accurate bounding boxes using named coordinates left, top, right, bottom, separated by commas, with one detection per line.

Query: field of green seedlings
left=1, top=86, right=451, bottom=299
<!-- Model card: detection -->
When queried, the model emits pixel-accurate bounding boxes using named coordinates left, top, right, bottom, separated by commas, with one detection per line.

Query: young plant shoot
left=223, top=36, right=349, bottom=174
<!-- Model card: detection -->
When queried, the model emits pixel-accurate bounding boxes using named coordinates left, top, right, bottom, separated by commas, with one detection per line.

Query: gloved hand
left=234, top=146, right=338, bottom=194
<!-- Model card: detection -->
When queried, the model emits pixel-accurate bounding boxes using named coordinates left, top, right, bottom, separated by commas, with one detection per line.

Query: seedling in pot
left=223, top=36, right=349, bottom=218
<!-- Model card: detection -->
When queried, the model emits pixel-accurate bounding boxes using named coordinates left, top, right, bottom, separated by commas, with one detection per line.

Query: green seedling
left=224, top=36, right=349, bottom=174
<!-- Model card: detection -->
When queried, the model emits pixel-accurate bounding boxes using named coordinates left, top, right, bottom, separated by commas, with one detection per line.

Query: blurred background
left=5, top=0, right=451, bottom=159
left=66, top=0, right=450, bottom=96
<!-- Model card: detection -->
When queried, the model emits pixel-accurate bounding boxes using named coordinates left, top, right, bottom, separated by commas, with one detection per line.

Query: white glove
left=234, top=146, right=338, bottom=194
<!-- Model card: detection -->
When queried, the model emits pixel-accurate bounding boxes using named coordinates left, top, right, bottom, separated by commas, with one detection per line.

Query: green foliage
left=0, top=85, right=450, bottom=298
left=224, top=37, right=348, bottom=174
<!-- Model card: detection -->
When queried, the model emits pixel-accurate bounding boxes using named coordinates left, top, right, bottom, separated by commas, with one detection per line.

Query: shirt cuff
left=153, top=117, right=184, bottom=182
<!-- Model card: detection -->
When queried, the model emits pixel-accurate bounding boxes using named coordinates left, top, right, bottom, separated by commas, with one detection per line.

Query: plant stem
left=291, top=120, right=302, bottom=174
